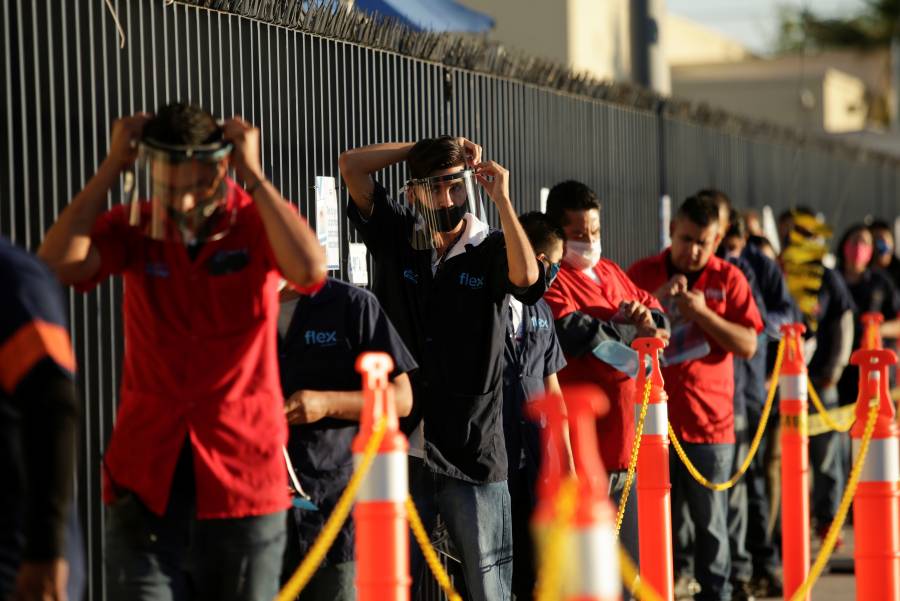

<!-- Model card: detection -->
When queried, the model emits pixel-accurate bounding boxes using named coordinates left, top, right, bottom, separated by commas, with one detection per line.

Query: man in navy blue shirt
left=339, top=137, right=544, bottom=601
left=278, top=277, right=417, bottom=600
left=0, top=236, right=83, bottom=601
left=503, top=212, right=569, bottom=599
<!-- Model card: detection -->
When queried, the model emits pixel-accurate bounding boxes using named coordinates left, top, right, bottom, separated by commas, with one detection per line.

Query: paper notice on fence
left=540, top=187, right=550, bottom=213
left=315, top=176, right=341, bottom=271
left=348, top=242, right=369, bottom=286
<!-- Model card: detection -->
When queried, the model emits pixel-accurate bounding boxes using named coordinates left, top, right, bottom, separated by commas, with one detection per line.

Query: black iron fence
left=2, top=1, right=899, bottom=598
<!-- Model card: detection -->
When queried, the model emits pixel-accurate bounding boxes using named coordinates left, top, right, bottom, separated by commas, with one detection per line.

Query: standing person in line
left=340, top=136, right=544, bottom=601
left=0, top=237, right=83, bottom=601
left=541, top=180, right=670, bottom=599
left=277, top=277, right=417, bottom=600
left=38, top=103, right=327, bottom=601
left=628, top=195, right=763, bottom=601
left=502, top=211, right=570, bottom=600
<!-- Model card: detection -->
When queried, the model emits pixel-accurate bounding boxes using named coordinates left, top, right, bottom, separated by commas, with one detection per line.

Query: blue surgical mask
left=546, top=261, right=560, bottom=288
left=875, top=237, right=892, bottom=257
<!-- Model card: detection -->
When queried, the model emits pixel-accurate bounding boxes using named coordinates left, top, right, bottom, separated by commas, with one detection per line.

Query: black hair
left=675, top=194, right=720, bottom=229
left=406, top=136, right=466, bottom=179
left=142, top=102, right=221, bottom=146
left=748, top=234, right=774, bottom=252
left=696, top=188, right=732, bottom=213
left=545, top=180, right=601, bottom=228
left=870, top=219, right=892, bottom=233
left=519, top=211, right=564, bottom=256
left=777, top=206, right=816, bottom=224
left=725, top=210, right=747, bottom=240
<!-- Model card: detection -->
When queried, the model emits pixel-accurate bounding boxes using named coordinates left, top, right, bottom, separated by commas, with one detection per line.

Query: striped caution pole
left=850, top=348, right=900, bottom=601
left=861, top=312, right=884, bottom=350
left=631, top=337, right=673, bottom=601
left=778, top=323, right=811, bottom=601
left=353, top=352, right=410, bottom=601
left=563, top=384, right=621, bottom=601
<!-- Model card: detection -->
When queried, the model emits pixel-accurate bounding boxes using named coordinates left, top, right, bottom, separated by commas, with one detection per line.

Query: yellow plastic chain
left=668, top=338, right=785, bottom=492
left=406, top=497, right=463, bottom=601
left=619, top=545, right=665, bottom=601
left=615, top=378, right=652, bottom=538
left=807, top=378, right=855, bottom=433
left=534, top=477, right=579, bottom=601
left=789, top=396, right=881, bottom=601
left=275, top=416, right=388, bottom=601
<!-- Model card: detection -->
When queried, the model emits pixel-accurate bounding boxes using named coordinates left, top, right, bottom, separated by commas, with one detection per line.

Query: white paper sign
left=315, top=176, right=341, bottom=271
left=540, top=187, right=550, bottom=213
left=348, top=243, right=369, bottom=286
left=659, top=194, right=671, bottom=250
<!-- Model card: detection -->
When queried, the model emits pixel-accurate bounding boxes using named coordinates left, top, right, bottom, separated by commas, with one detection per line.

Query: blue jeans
left=727, top=413, right=752, bottom=583
left=744, top=401, right=780, bottom=579
left=408, top=458, right=512, bottom=601
left=809, top=384, right=846, bottom=528
left=105, top=445, right=286, bottom=601
left=670, top=442, right=734, bottom=601
left=609, top=470, right=639, bottom=601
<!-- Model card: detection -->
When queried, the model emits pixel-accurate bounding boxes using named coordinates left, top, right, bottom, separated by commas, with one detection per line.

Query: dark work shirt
left=807, top=268, right=856, bottom=384
left=278, top=278, right=417, bottom=564
left=347, top=182, right=546, bottom=483
left=0, top=237, right=78, bottom=589
left=729, top=254, right=767, bottom=418
left=837, top=268, right=900, bottom=403
left=502, top=299, right=566, bottom=497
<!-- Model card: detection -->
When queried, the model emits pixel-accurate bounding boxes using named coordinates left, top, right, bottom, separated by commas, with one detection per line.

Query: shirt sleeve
left=540, top=304, right=568, bottom=377
left=757, top=253, right=795, bottom=331
left=487, top=233, right=547, bottom=304
left=73, top=204, right=139, bottom=292
left=346, top=181, right=413, bottom=261
left=724, top=265, right=765, bottom=334
left=358, top=290, right=418, bottom=378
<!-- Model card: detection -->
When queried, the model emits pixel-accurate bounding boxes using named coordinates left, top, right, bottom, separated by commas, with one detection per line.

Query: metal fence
left=2, top=1, right=899, bottom=599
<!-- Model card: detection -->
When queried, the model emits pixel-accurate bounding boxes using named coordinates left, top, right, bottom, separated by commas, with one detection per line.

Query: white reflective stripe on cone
left=779, top=374, right=807, bottom=401
left=573, top=523, right=620, bottom=599
left=635, top=402, right=667, bottom=437
left=852, top=437, right=900, bottom=483
left=355, top=451, right=408, bottom=502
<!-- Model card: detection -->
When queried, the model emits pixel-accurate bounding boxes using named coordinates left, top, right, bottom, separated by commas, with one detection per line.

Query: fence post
left=353, top=352, right=410, bottom=601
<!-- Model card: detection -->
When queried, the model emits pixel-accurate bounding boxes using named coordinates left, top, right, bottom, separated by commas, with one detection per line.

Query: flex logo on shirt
left=705, top=288, right=725, bottom=302
left=304, top=330, right=339, bottom=346
left=459, top=272, right=485, bottom=290
left=403, top=269, right=419, bottom=284
left=530, top=316, right=551, bottom=330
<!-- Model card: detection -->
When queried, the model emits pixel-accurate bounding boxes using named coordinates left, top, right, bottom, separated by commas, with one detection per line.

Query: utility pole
left=630, top=0, right=671, bottom=95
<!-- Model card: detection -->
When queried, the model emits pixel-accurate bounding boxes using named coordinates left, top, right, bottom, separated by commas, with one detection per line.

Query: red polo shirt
left=627, top=250, right=764, bottom=444
left=543, top=259, right=662, bottom=472
left=78, top=178, right=291, bottom=518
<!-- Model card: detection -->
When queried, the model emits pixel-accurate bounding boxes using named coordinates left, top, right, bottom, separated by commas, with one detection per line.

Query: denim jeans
left=744, top=401, right=780, bottom=579
left=105, top=445, right=286, bottom=601
left=727, top=413, right=752, bottom=583
left=808, top=384, right=846, bottom=528
left=670, top=442, right=735, bottom=601
left=609, top=470, right=639, bottom=601
left=408, top=457, right=512, bottom=601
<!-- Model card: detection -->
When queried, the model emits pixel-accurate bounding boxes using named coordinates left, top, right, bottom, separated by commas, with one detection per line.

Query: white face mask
left=564, top=239, right=602, bottom=270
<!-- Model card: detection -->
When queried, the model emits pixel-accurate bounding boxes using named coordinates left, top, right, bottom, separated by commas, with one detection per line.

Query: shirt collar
left=439, top=212, right=490, bottom=263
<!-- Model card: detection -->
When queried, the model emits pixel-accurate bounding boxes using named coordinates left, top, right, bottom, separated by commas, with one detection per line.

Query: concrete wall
left=665, top=14, right=753, bottom=66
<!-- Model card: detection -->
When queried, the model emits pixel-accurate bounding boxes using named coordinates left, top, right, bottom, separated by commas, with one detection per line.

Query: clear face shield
left=124, top=136, right=234, bottom=244
left=402, top=169, right=486, bottom=250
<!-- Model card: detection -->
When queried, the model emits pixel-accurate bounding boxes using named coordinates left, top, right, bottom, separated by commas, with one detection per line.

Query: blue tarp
left=353, top=0, right=494, bottom=32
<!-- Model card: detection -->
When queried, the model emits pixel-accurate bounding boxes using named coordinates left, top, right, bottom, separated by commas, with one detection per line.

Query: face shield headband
left=124, top=135, right=235, bottom=244
left=402, top=169, right=486, bottom=251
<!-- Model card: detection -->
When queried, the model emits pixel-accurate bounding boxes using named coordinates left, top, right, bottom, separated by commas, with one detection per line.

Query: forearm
left=880, top=317, right=900, bottom=339
left=38, top=159, right=120, bottom=283
left=338, top=142, right=414, bottom=217
left=250, top=182, right=327, bottom=288
left=496, top=195, right=539, bottom=288
left=544, top=374, right=575, bottom=473
left=307, top=379, right=412, bottom=421
left=692, top=309, right=757, bottom=358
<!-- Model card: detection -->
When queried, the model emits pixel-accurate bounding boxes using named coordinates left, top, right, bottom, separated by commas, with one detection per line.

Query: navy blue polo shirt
left=837, top=267, right=900, bottom=403
left=278, top=278, right=417, bottom=564
left=347, top=182, right=546, bottom=484
left=502, top=299, right=566, bottom=491
left=0, top=237, right=77, bottom=592
left=807, top=268, right=856, bottom=386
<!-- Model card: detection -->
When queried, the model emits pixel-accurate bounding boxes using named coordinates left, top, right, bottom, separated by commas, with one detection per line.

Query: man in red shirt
left=628, top=195, right=763, bottom=601
left=542, top=181, right=669, bottom=591
left=38, top=103, right=327, bottom=601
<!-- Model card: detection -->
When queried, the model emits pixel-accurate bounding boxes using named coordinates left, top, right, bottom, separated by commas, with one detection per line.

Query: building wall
left=665, top=14, right=753, bottom=66
left=823, top=68, right=868, bottom=133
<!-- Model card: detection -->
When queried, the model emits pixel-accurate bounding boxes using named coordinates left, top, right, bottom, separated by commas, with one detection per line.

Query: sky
left=667, top=0, right=869, bottom=55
